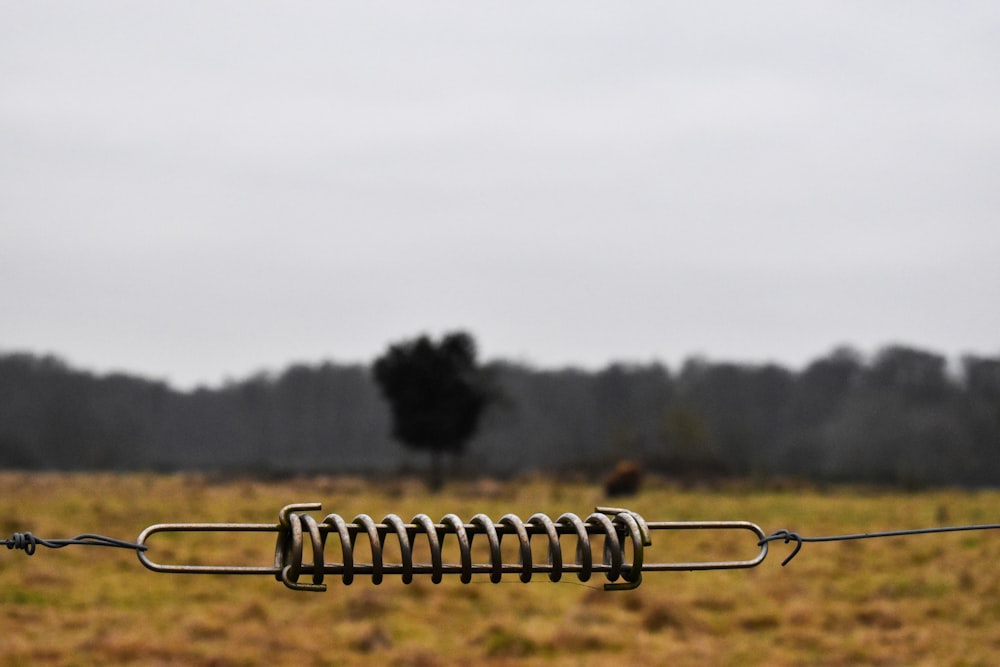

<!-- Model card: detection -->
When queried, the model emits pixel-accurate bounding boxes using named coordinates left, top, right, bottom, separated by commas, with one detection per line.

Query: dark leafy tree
left=867, top=345, right=948, bottom=402
left=961, top=355, right=1000, bottom=484
left=2, top=343, right=998, bottom=486
left=674, top=358, right=793, bottom=475
left=372, top=332, right=491, bottom=489
left=777, top=346, right=864, bottom=476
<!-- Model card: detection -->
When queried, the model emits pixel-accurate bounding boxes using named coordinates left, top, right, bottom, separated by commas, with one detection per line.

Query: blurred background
left=1, top=2, right=999, bottom=486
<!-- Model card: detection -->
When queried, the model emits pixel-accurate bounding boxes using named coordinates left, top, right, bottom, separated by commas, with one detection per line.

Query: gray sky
left=2, top=2, right=999, bottom=389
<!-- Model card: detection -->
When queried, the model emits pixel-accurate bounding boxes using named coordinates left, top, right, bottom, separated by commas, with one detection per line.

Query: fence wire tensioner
left=7, top=503, right=999, bottom=592
left=132, top=503, right=770, bottom=591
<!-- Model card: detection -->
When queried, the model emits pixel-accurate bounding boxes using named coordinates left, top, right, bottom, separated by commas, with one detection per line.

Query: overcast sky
left=2, top=2, right=999, bottom=388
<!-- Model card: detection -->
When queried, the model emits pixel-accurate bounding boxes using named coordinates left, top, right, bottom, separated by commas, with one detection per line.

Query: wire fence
left=6, top=503, right=1000, bottom=591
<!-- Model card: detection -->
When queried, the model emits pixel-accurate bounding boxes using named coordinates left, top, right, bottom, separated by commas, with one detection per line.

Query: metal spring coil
left=275, top=509, right=647, bottom=591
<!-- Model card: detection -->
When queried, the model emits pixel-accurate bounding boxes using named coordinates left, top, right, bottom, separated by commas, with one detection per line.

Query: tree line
left=0, top=343, right=997, bottom=486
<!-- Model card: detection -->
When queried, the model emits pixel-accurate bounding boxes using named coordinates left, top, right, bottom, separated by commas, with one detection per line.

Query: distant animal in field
left=604, top=460, right=642, bottom=497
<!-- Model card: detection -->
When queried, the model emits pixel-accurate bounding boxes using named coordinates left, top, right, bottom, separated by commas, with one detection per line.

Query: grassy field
left=1, top=472, right=999, bottom=666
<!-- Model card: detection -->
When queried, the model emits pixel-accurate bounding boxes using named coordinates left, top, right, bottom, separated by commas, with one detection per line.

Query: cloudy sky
left=2, top=2, right=998, bottom=388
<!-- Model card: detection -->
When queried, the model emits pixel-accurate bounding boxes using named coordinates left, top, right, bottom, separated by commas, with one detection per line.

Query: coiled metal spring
left=137, top=503, right=769, bottom=592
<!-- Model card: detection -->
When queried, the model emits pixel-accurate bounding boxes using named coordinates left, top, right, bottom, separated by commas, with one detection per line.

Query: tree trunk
left=428, top=448, right=444, bottom=491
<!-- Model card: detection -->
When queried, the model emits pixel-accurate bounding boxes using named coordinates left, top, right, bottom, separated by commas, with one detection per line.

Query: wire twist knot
left=4, top=532, right=42, bottom=555
left=3, top=532, right=147, bottom=555
left=758, top=530, right=804, bottom=566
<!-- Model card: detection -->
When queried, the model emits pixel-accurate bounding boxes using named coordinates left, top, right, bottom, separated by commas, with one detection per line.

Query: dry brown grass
left=1, top=472, right=999, bottom=665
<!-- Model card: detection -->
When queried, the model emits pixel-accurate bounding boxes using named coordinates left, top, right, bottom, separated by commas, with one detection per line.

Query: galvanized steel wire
left=759, top=523, right=1000, bottom=566
left=3, top=532, right=147, bottom=555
